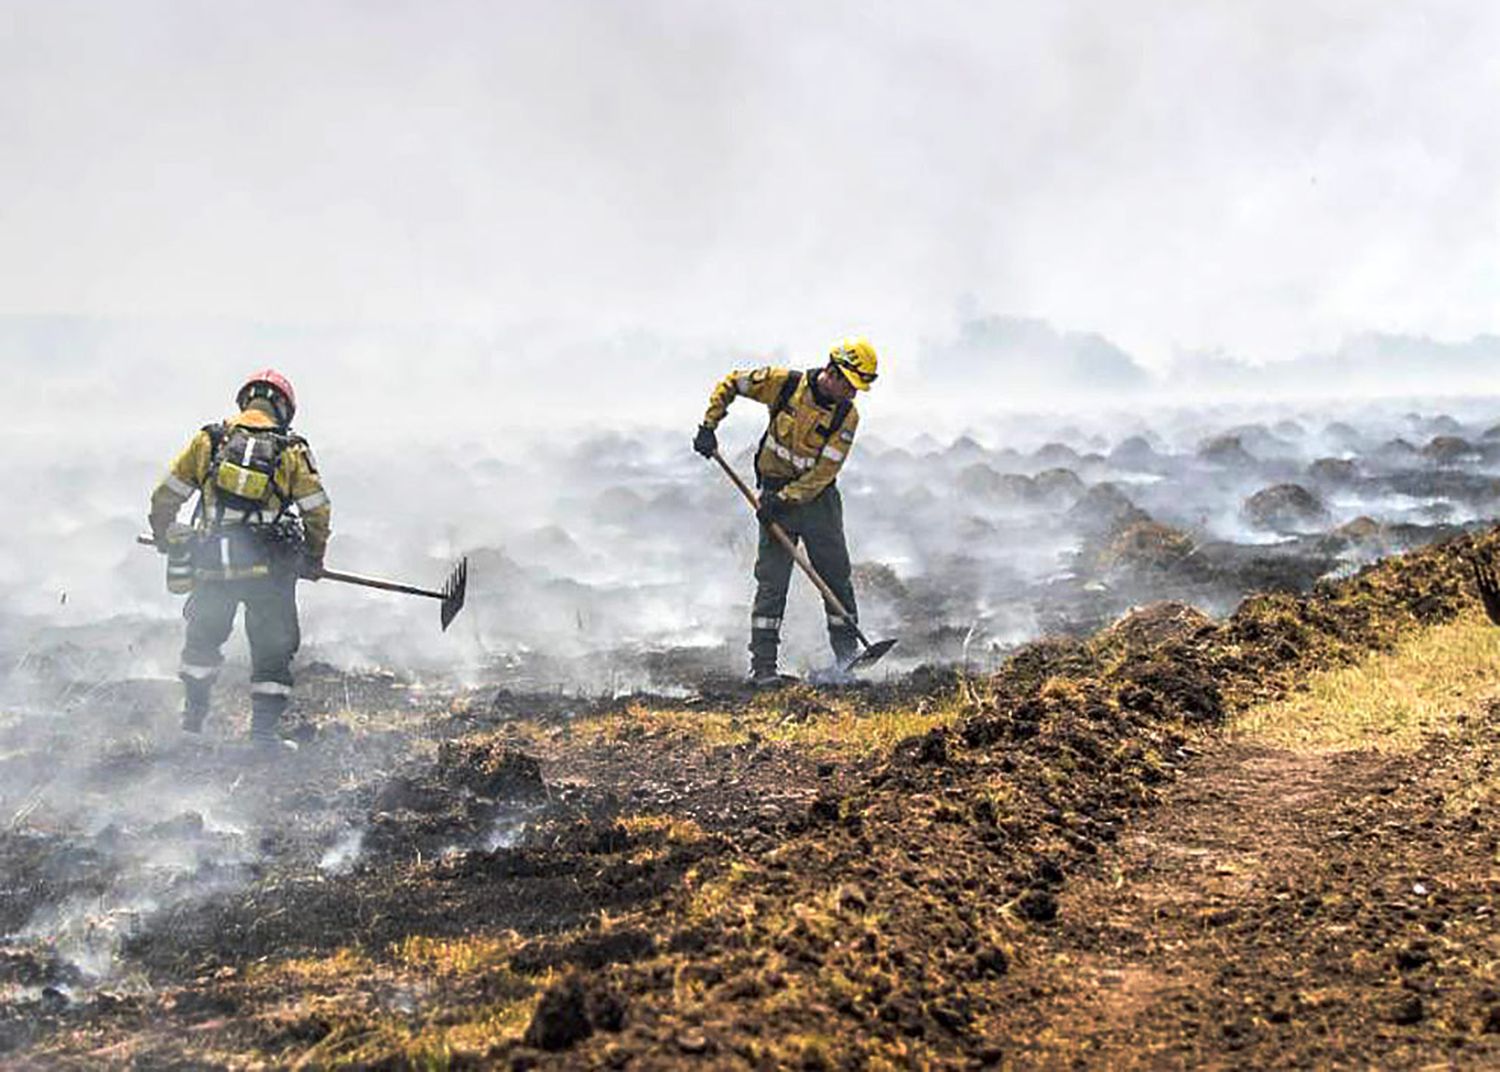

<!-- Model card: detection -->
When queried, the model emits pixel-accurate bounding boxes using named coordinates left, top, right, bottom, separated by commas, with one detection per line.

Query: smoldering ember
left=7, top=3, right=1500, bottom=1069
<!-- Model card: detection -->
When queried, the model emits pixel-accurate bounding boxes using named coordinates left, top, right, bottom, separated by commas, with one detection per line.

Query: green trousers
left=750, top=482, right=860, bottom=673
left=179, top=571, right=300, bottom=735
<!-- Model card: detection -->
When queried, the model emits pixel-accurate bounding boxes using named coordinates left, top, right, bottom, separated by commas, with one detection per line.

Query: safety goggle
left=834, top=355, right=877, bottom=383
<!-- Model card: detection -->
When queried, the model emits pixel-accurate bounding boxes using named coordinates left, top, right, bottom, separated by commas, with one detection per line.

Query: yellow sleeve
left=148, top=430, right=212, bottom=537
left=283, top=443, right=332, bottom=559
left=701, top=366, right=793, bottom=429
left=781, top=406, right=859, bottom=505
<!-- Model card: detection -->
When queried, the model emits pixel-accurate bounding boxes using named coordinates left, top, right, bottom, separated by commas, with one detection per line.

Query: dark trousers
left=179, top=572, right=300, bottom=731
left=750, top=483, right=860, bottom=671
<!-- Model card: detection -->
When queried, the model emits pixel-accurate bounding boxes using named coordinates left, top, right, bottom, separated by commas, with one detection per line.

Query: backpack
left=203, top=422, right=296, bottom=526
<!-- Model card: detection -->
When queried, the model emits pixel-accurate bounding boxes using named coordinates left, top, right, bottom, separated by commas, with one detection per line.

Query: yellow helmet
left=829, top=335, right=878, bottom=391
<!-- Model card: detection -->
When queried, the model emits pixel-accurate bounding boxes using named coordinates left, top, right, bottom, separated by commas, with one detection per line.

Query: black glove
left=297, top=553, right=324, bottom=581
left=756, top=492, right=789, bottom=527
left=693, top=424, right=718, bottom=458
left=151, top=527, right=170, bottom=553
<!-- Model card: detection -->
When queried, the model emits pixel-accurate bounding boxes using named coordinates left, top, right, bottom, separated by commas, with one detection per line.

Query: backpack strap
left=772, top=369, right=802, bottom=420
left=754, top=370, right=803, bottom=486
left=817, top=400, right=851, bottom=440
left=201, top=422, right=228, bottom=529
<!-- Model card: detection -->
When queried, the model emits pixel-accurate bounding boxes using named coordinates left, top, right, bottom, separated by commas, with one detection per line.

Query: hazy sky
left=3, top=1, right=1498, bottom=368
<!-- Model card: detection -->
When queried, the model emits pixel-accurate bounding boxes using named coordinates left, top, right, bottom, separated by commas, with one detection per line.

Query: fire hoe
left=138, top=535, right=469, bottom=631
left=711, top=450, right=897, bottom=672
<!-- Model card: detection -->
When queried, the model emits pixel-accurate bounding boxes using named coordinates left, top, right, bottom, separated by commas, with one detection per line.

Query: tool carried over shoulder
left=138, top=535, right=469, bottom=630
left=710, top=449, right=896, bottom=672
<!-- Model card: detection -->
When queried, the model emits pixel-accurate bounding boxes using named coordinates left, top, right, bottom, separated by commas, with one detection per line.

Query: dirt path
left=1008, top=709, right=1500, bottom=1069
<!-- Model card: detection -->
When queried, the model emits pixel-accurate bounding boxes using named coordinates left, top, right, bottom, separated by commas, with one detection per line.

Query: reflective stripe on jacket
left=702, top=366, right=859, bottom=504
left=149, top=406, right=331, bottom=559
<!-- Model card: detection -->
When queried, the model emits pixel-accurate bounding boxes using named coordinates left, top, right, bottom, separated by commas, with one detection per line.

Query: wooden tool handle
left=711, top=450, right=861, bottom=631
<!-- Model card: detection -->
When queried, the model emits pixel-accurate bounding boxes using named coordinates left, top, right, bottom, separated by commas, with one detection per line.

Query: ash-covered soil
left=3, top=523, right=1496, bottom=1067
left=1010, top=712, right=1500, bottom=1069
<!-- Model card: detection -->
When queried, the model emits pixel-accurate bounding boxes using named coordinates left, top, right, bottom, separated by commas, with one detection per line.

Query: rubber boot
left=829, top=623, right=862, bottom=672
left=181, top=678, right=212, bottom=734
left=249, top=692, right=290, bottom=749
left=749, top=627, right=783, bottom=689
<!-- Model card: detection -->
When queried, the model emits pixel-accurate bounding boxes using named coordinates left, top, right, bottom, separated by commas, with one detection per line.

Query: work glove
left=756, top=491, right=790, bottom=528
left=297, top=553, right=324, bottom=582
left=692, top=424, right=718, bottom=459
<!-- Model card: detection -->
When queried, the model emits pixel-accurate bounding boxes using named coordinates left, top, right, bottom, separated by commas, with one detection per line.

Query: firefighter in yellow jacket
left=694, top=337, right=877, bottom=686
left=148, top=369, right=331, bottom=743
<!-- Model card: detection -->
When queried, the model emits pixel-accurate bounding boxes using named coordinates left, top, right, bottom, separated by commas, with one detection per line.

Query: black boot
left=181, top=677, right=212, bottom=734
left=249, top=690, right=290, bottom=747
left=749, top=626, right=784, bottom=688
left=829, top=625, right=861, bottom=672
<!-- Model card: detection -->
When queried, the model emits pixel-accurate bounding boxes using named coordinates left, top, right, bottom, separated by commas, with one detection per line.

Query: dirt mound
left=955, top=464, right=1033, bottom=505
left=1033, top=442, right=1081, bottom=467
left=1243, top=483, right=1328, bottom=533
left=1322, top=515, right=1388, bottom=552
left=1033, top=467, right=1086, bottom=506
left=366, top=742, right=551, bottom=858
left=1107, top=435, right=1162, bottom=469
left=1306, top=456, right=1357, bottom=485
left=1093, top=520, right=1196, bottom=575
left=1197, top=434, right=1257, bottom=468
left=435, top=739, right=549, bottom=801
left=1376, top=437, right=1419, bottom=463
left=1066, top=483, right=1150, bottom=537
left=1225, top=423, right=1297, bottom=458
left=1100, top=601, right=1216, bottom=652
left=1421, top=435, right=1478, bottom=465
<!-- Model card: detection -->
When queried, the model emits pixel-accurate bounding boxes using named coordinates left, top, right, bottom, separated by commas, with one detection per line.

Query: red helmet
left=236, top=368, right=297, bottom=424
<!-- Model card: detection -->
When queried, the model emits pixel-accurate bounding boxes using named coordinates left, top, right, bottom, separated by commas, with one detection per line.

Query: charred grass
left=8, top=529, right=1499, bottom=1068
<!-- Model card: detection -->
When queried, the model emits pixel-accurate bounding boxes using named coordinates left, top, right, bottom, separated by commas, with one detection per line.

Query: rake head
left=440, top=557, right=469, bottom=631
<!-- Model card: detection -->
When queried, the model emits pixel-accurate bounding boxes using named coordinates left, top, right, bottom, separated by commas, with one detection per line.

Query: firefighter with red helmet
left=147, top=370, right=331, bottom=744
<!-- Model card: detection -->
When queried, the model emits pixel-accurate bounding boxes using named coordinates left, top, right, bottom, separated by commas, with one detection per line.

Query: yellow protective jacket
left=702, top=367, right=859, bottom=504
left=149, top=405, right=331, bottom=566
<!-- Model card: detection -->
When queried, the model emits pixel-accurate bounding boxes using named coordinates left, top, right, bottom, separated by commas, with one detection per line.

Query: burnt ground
left=1, top=530, right=1499, bottom=1068
left=1008, top=713, right=1500, bottom=1069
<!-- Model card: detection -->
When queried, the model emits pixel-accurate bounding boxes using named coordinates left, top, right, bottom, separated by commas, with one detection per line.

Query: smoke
left=6, top=388, right=1500, bottom=689
left=6, top=383, right=1500, bottom=1002
left=5, top=2, right=1500, bottom=365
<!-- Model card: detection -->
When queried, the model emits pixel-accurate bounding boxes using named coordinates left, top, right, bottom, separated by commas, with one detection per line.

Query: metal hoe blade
left=440, top=557, right=469, bottom=631
left=842, top=637, right=898, bottom=673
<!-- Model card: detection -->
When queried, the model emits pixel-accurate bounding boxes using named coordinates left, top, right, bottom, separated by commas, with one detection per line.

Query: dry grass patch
left=1234, top=608, right=1500, bottom=752
left=569, top=688, right=966, bottom=760
left=617, top=813, right=708, bottom=844
left=758, top=696, right=964, bottom=757
left=395, top=933, right=520, bottom=976
left=256, top=946, right=377, bottom=986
